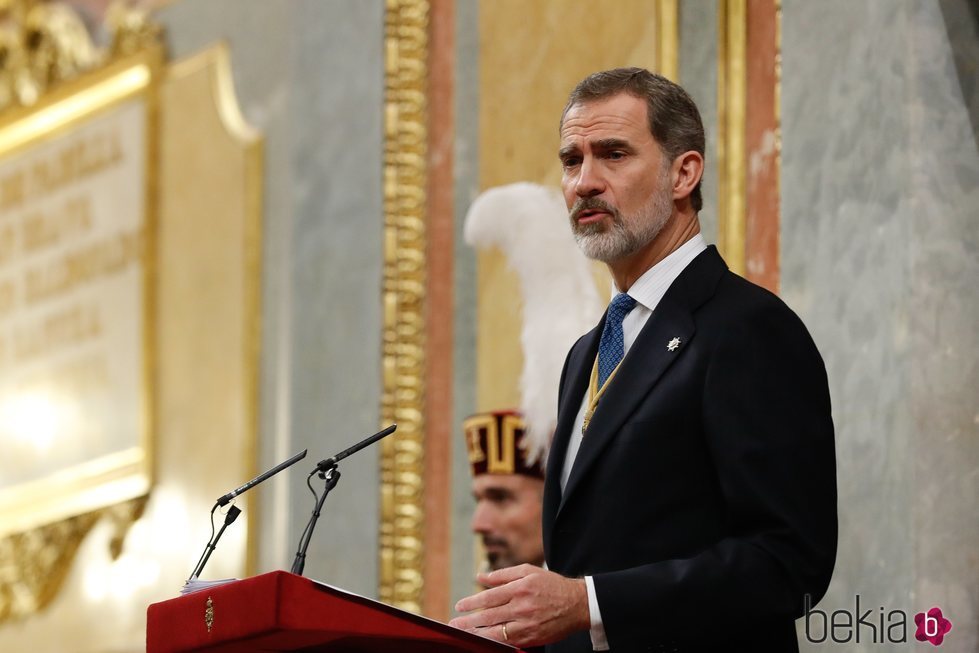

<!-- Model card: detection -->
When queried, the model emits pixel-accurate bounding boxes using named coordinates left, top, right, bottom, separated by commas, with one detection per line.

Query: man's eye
left=561, top=157, right=581, bottom=168
left=607, top=151, right=626, bottom=160
left=487, top=492, right=514, bottom=504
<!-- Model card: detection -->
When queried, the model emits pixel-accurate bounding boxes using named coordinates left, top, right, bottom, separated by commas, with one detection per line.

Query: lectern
left=146, top=570, right=524, bottom=652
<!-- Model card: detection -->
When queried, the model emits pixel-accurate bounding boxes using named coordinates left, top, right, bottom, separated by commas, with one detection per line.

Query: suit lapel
left=543, top=322, right=602, bottom=535
left=556, top=246, right=728, bottom=517
left=557, top=298, right=694, bottom=514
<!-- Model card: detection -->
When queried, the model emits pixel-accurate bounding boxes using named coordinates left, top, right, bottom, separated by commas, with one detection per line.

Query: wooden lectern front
left=146, top=571, right=523, bottom=652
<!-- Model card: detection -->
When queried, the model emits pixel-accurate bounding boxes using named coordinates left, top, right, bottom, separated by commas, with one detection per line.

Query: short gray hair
left=561, top=67, right=705, bottom=212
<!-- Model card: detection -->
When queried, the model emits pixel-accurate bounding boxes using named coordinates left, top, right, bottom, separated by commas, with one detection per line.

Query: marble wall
left=781, top=0, right=978, bottom=650
left=679, top=0, right=720, bottom=244
left=450, top=0, right=481, bottom=609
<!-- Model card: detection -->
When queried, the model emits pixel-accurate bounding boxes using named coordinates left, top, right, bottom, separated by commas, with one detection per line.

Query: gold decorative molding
left=0, top=512, right=97, bottom=622
left=101, top=494, right=148, bottom=559
left=717, top=0, right=747, bottom=276
left=655, top=0, right=679, bottom=81
left=105, top=0, right=162, bottom=59
left=380, top=0, right=428, bottom=613
left=0, top=0, right=161, bottom=112
left=0, top=496, right=145, bottom=622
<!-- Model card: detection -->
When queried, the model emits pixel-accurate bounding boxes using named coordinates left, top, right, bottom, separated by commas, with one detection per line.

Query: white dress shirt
left=559, top=234, right=708, bottom=650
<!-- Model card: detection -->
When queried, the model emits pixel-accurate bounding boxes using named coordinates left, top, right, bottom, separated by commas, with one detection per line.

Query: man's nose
left=575, top=158, right=605, bottom=197
left=471, top=503, right=493, bottom=534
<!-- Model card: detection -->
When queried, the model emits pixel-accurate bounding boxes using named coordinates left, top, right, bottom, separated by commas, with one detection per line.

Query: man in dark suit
left=450, top=67, right=837, bottom=652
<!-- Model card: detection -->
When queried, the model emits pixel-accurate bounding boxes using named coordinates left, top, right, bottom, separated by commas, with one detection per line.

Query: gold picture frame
left=0, top=46, right=162, bottom=540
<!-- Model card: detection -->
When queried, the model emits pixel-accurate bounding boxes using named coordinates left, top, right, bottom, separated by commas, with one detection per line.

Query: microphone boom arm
left=291, top=424, right=397, bottom=576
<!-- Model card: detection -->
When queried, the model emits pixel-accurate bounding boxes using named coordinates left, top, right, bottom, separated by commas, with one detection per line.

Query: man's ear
left=672, top=150, right=704, bottom=202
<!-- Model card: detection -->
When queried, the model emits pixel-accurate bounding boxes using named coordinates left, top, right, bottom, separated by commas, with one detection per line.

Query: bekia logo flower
left=914, top=606, right=952, bottom=646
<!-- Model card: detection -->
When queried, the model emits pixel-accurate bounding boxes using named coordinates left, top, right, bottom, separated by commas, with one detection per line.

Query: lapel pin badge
left=667, top=337, right=681, bottom=352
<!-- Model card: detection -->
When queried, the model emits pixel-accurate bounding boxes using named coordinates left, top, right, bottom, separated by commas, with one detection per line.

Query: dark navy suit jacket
left=542, top=246, right=837, bottom=652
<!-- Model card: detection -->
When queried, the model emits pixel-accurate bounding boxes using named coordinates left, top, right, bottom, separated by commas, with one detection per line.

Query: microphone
left=188, top=505, right=241, bottom=581
left=314, top=424, right=397, bottom=471
left=187, top=449, right=307, bottom=582
left=290, top=424, right=397, bottom=576
left=217, top=449, right=308, bottom=506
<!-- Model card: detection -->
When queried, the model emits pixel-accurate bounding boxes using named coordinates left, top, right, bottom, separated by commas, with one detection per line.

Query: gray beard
left=573, top=186, right=673, bottom=263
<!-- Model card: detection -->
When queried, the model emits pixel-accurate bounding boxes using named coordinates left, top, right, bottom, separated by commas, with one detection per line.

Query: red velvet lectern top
left=147, top=570, right=525, bottom=653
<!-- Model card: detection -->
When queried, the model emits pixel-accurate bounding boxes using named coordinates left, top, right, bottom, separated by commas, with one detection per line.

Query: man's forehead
left=473, top=473, right=541, bottom=493
left=560, top=94, right=650, bottom=144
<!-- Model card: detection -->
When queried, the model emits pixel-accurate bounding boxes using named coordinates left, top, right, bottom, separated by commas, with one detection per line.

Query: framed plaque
left=0, top=49, right=161, bottom=537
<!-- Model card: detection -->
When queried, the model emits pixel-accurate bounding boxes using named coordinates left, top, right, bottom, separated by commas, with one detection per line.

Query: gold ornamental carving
left=0, top=0, right=160, bottom=112
left=0, top=496, right=146, bottom=622
left=380, top=0, right=429, bottom=614
left=0, top=510, right=97, bottom=621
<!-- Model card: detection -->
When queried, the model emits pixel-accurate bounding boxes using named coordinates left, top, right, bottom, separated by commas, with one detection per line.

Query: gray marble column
left=781, top=1, right=977, bottom=650
left=450, top=0, right=481, bottom=609
left=679, top=0, right=720, bottom=244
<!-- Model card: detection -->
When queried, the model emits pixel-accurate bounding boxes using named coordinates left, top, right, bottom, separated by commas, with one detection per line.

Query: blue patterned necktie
left=597, top=293, right=637, bottom=389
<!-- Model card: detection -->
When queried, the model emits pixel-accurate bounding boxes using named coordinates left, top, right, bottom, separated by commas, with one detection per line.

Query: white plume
left=464, top=182, right=604, bottom=466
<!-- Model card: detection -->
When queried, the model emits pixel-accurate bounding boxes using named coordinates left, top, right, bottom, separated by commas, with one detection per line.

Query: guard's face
left=471, top=473, right=544, bottom=571
left=559, top=92, right=674, bottom=262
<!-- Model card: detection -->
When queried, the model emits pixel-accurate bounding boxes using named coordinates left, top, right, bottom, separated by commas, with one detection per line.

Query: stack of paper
left=180, top=578, right=238, bottom=595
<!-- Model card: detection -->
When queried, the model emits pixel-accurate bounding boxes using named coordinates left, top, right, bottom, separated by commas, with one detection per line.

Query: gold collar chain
left=582, top=355, right=623, bottom=435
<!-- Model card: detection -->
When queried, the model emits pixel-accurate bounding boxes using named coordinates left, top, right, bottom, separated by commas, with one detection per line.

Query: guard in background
left=464, top=410, right=546, bottom=573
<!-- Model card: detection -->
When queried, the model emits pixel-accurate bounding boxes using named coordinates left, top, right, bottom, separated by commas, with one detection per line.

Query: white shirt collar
left=615, top=233, right=708, bottom=313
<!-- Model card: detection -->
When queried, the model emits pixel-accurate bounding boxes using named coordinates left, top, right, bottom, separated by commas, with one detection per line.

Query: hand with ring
left=449, top=564, right=590, bottom=647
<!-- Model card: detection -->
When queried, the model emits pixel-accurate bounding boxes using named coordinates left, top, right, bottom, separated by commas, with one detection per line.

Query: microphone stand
left=188, top=504, right=241, bottom=581
left=186, top=449, right=307, bottom=582
left=289, top=424, right=396, bottom=577
left=290, top=463, right=341, bottom=576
